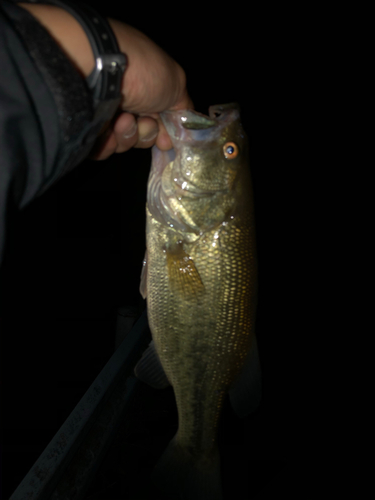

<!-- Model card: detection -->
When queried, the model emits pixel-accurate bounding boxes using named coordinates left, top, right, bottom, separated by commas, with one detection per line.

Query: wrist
left=18, top=3, right=95, bottom=78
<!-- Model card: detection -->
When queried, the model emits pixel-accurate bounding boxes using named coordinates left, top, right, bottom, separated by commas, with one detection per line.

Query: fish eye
left=223, top=142, right=239, bottom=159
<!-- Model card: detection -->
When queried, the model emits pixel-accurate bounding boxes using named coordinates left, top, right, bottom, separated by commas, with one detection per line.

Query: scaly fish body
left=137, top=103, right=259, bottom=499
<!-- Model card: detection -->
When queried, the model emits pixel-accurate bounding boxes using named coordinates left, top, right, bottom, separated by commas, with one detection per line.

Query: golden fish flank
left=136, top=103, right=260, bottom=499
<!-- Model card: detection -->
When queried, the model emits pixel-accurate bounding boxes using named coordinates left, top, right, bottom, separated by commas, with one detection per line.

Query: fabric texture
left=0, top=0, right=105, bottom=263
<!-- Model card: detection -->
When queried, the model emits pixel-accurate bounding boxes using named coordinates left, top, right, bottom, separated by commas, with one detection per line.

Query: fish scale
left=137, top=103, right=259, bottom=499
left=147, top=194, right=256, bottom=433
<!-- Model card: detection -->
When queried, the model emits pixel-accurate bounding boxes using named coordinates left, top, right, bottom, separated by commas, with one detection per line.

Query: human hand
left=90, top=19, right=193, bottom=160
left=17, top=4, right=193, bottom=160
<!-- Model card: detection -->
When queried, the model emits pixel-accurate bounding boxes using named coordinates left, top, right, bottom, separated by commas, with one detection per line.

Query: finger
left=154, top=93, right=194, bottom=150
left=133, top=116, right=159, bottom=149
left=90, top=112, right=138, bottom=159
left=89, top=128, right=118, bottom=160
left=113, top=112, right=139, bottom=153
left=170, top=91, right=195, bottom=112
left=155, top=120, right=173, bottom=151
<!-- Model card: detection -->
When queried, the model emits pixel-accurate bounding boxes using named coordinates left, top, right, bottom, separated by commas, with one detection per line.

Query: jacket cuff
left=2, top=0, right=97, bottom=199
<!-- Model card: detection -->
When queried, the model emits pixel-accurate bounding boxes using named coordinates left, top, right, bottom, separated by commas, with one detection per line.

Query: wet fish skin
left=139, top=103, right=258, bottom=498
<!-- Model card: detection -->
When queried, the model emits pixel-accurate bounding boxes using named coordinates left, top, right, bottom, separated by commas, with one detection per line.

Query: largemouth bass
left=135, top=103, right=261, bottom=499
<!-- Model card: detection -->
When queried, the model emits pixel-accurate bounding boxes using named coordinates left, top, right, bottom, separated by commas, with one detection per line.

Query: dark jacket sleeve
left=0, top=0, right=105, bottom=264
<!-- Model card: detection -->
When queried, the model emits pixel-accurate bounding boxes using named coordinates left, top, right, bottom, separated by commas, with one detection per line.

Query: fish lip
left=160, top=109, right=216, bottom=134
left=160, top=103, right=240, bottom=142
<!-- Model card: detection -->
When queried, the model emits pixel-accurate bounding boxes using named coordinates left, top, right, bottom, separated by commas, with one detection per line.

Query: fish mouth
left=158, top=103, right=241, bottom=197
left=148, top=104, right=241, bottom=233
left=160, top=103, right=241, bottom=142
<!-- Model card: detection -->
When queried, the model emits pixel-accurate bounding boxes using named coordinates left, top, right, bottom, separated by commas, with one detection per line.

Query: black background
left=0, top=2, right=298, bottom=498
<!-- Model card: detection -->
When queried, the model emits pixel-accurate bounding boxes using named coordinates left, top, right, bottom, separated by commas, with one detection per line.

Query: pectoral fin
left=134, top=340, right=171, bottom=389
left=229, top=335, right=262, bottom=418
left=166, top=245, right=204, bottom=299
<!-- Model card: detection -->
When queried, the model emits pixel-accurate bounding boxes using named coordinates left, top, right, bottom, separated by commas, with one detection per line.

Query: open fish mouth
left=159, top=103, right=242, bottom=197
left=147, top=104, right=242, bottom=234
left=160, top=103, right=241, bottom=142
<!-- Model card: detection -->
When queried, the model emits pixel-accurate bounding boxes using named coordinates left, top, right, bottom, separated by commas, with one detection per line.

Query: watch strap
left=25, top=0, right=127, bottom=113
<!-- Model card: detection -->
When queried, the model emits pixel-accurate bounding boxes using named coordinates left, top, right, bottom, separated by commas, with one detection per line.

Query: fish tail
left=150, top=434, right=223, bottom=500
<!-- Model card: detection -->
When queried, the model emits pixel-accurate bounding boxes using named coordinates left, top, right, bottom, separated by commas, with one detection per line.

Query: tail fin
left=150, top=435, right=223, bottom=500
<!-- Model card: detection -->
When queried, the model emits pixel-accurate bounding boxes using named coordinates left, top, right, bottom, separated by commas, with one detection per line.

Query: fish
left=135, top=103, right=261, bottom=499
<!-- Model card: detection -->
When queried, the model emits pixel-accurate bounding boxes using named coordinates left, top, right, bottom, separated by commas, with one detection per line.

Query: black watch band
left=24, top=0, right=127, bottom=122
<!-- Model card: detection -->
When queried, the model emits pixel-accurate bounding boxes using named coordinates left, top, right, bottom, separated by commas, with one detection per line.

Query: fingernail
left=123, top=122, right=137, bottom=139
left=140, top=129, right=158, bottom=142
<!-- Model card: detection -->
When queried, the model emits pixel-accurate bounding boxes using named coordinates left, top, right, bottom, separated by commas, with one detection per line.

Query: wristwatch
left=24, top=0, right=127, bottom=127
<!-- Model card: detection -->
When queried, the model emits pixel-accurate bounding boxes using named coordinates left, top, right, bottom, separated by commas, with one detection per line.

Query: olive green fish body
left=138, top=104, right=258, bottom=498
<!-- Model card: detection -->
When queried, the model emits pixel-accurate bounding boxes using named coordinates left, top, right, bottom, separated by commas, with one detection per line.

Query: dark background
left=0, top=2, right=297, bottom=498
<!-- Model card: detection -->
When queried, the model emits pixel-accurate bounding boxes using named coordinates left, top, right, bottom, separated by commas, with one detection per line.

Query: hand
left=18, top=4, right=193, bottom=160
left=90, top=19, right=193, bottom=160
